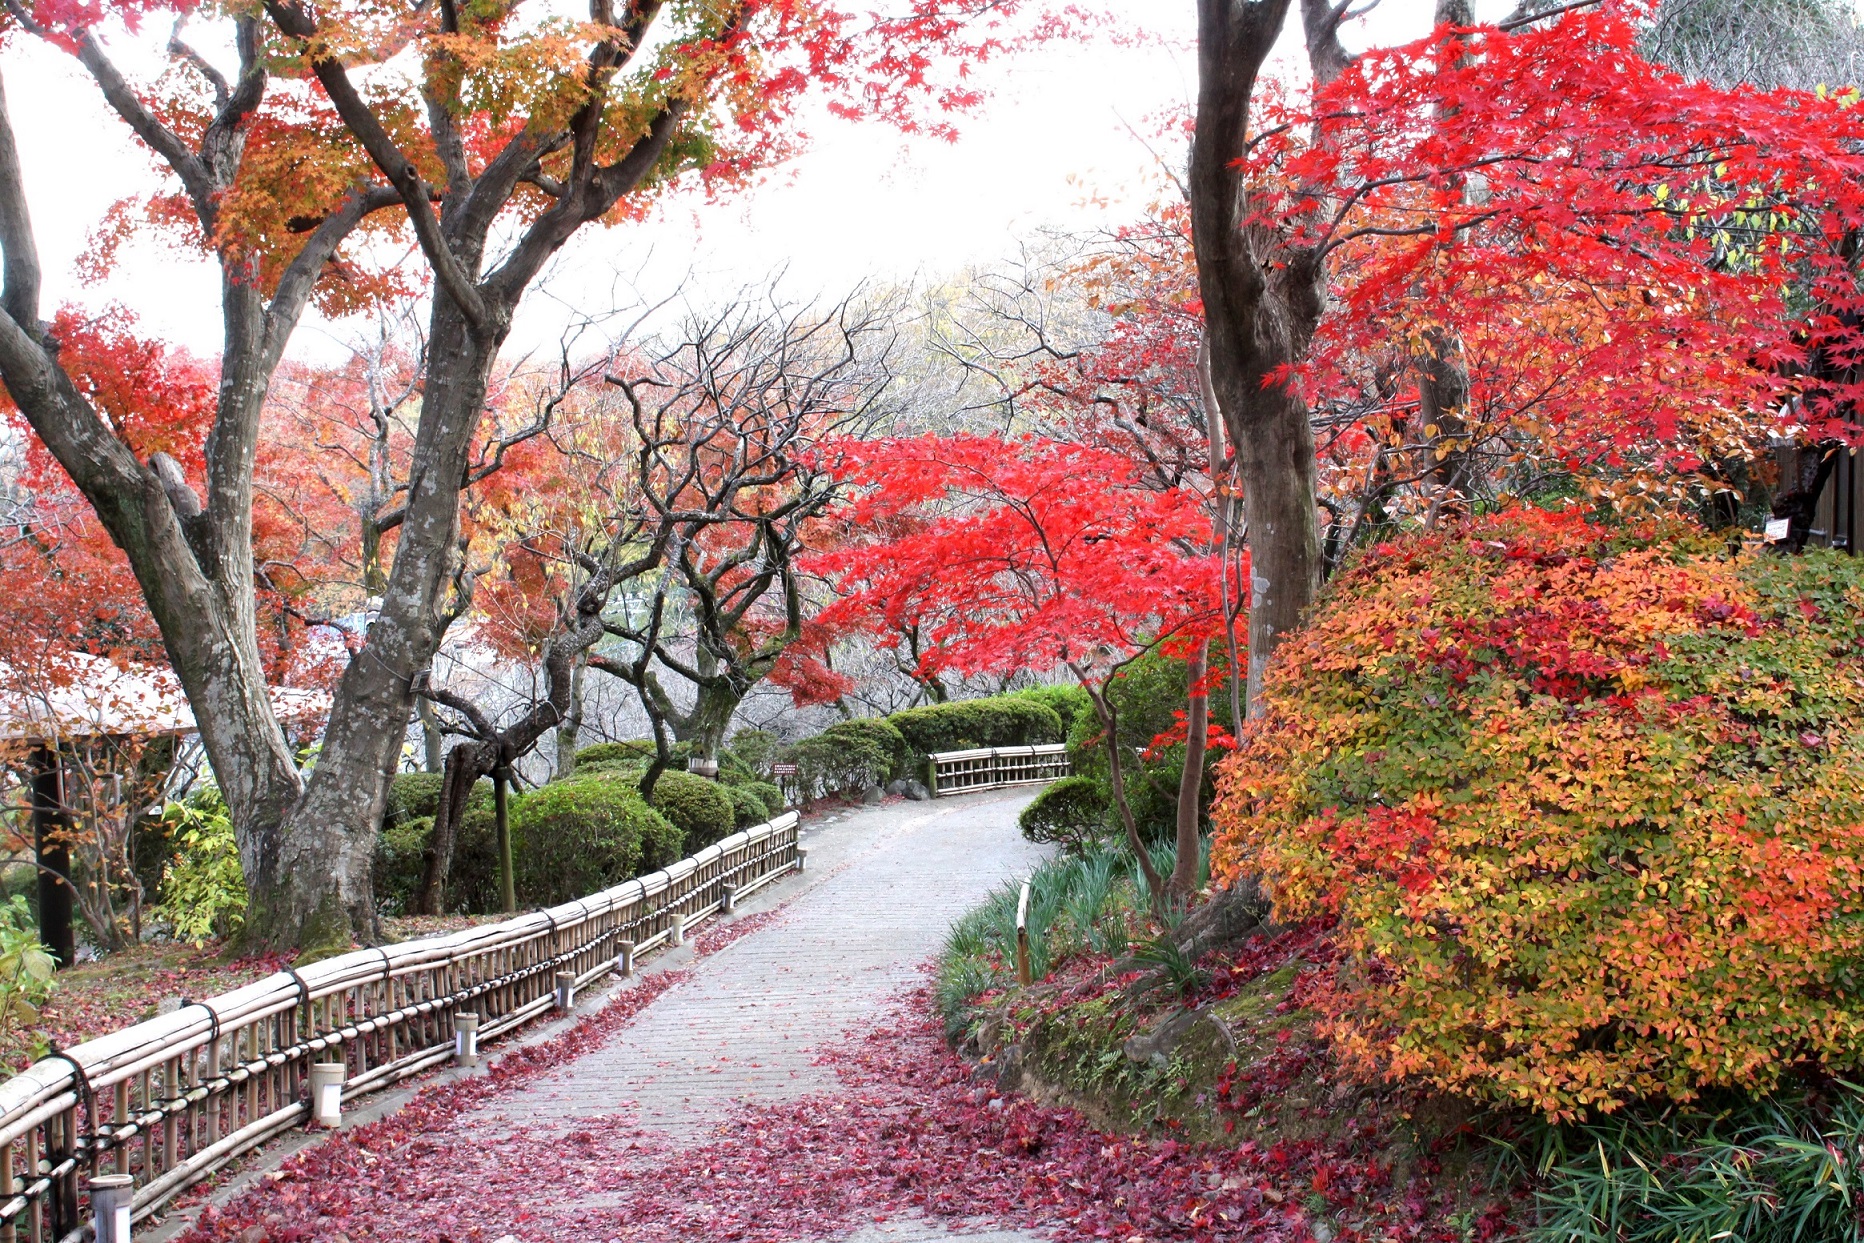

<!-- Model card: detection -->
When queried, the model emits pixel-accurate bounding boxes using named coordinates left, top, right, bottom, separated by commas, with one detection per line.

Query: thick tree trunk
left=1416, top=0, right=1478, bottom=523
left=418, top=698, right=444, bottom=773
left=246, top=301, right=503, bottom=952
left=416, top=740, right=490, bottom=916
left=1190, top=0, right=1335, bottom=719
left=493, top=764, right=514, bottom=914
left=682, top=681, right=742, bottom=773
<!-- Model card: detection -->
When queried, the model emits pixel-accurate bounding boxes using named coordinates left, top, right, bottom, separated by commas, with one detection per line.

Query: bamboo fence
left=0, top=811, right=801, bottom=1241
left=927, top=745, right=1071, bottom=796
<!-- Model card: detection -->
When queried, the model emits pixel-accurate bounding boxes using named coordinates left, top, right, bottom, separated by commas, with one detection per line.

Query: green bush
left=571, top=740, right=654, bottom=772
left=0, top=895, right=54, bottom=1031
left=646, top=770, right=735, bottom=851
left=1011, top=684, right=1093, bottom=736
left=780, top=731, right=891, bottom=801
left=725, top=784, right=771, bottom=828
left=745, top=780, right=785, bottom=817
left=1066, top=653, right=1227, bottom=845
left=1018, top=775, right=1110, bottom=851
left=821, top=718, right=909, bottom=782
left=374, top=815, right=432, bottom=916
left=888, top=696, right=1065, bottom=758
left=637, top=811, right=685, bottom=873
left=384, top=771, right=446, bottom=827
left=156, top=795, right=247, bottom=944
left=717, top=748, right=760, bottom=786
left=728, top=729, right=780, bottom=777
left=509, top=777, right=682, bottom=907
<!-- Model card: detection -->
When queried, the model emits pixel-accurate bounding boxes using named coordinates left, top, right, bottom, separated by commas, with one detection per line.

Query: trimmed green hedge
left=780, top=731, right=890, bottom=801
left=1010, top=685, right=1092, bottom=736
left=647, top=770, right=735, bottom=851
left=374, top=815, right=431, bottom=916
left=744, top=780, right=784, bottom=817
left=509, top=778, right=683, bottom=907
left=821, top=718, right=909, bottom=782
left=574, top=739, right=693, bottom=772
left=1018, top=776, right=1109, bottom=851
left=384, top=771, right=447, bottom=828
left=726, top=784, right=772, bottom=828
left=889, top=697, right=1065, bottom=758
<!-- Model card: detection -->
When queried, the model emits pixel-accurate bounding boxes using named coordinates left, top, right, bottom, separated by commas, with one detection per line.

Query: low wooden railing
left=0, top=811, right=801, bottom=1241
left=926, top=744, right=1070, bottom=797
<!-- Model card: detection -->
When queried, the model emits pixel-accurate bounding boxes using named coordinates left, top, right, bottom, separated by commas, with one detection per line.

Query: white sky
left=1, top=0, right=1519, bottom=362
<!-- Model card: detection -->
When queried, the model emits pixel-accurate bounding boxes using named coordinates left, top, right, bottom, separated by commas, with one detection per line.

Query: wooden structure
left=1799, top=446, right=1863, bottom=552
left=0, top=811, right=801, bottom=1240
left=926, top=744, right=1071, bottom=797
left=0, top=657, right=327, bottom=966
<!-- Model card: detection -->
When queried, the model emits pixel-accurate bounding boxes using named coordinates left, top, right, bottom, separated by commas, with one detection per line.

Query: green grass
left=935, top=836, right=1208, bottom=1036
left=1514, top=1080, right=1864, bottom=1242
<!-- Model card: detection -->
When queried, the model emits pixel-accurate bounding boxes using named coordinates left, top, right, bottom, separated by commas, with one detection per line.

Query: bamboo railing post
left=26, top=1127, right=40, bottom=1243
left=1016, top=880, right=1033, bottom=987
left=0, top=1138, right=14, bottom=1243
left=113, top=1081, right=128, bottom=1176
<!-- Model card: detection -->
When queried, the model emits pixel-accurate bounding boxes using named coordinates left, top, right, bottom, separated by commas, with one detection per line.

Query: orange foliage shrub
left=1211, top=509, right=1864, bottom=1117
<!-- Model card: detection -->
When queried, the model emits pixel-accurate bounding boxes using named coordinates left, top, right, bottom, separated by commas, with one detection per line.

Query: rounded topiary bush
left=1018, top=775, right=1108, bottom=851
left=509, top=777, right=683, bottom=906
left=384, top=771, right=446, bottom=829
left=781, top=731, right=890, bottom=801
left=1211, top=509, right=1864, bottom=1117
left=821, top=718, right=909, bottom=783
left=745, top=780, right=785, bottom=817
left=1012, top=684, right=1093, bottom=735
left=646, top=770, right=735, bottom=851
left=726, top=784, right=772, bottom=828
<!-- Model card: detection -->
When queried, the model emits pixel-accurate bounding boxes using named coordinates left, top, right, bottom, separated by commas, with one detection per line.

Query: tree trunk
left=30, top=747, right=74, bottom=968
left=683, top=681, right=742, bottom=775
left=416, top=741, right=489, bottom=916
left=1167, top=641, right=1209, bottom=904
left=1191, top=0, right=1336, bottom=720
left=418, top=697, right=444, bottom=773
left=494, top=764, right=514, bottom=915
left=1416, top=0, right=1477, bottom=523
left=554, top=654, right=586, bottom=780
left=244, top=299, right=506, bottom=953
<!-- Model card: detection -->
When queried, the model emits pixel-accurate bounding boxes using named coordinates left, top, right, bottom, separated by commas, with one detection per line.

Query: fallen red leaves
left=179, top=960, right=1515, bottom=1243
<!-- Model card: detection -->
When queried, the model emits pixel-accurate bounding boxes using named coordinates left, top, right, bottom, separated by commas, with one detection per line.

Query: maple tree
left=586, top=296, right=895, bottom=788
left=0, top=0, right=1056, bottom=950
left=1188, top=1, right=1864, bottom=715
left=817, top=433, right=1222, bottom=910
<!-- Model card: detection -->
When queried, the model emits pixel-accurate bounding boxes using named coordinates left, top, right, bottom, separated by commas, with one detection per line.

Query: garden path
left=466, top=787, right=1055, bottom=1241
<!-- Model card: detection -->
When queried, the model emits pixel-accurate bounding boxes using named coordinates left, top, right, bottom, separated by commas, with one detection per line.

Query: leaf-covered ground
left=178, top=963, right=1518, bottom=1242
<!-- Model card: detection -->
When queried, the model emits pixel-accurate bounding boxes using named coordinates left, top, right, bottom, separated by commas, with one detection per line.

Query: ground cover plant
left=1211, top=508, right=1864, bottom=1120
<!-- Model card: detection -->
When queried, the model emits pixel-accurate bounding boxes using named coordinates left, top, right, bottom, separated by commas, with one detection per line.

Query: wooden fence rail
left=0, top=811, right=802, bottom=1241
left=926, top=744, right=1070, bottom=797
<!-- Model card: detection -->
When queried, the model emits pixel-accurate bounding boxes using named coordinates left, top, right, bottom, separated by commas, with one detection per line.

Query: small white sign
left=1764, top=517, right=1791, bottom=543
